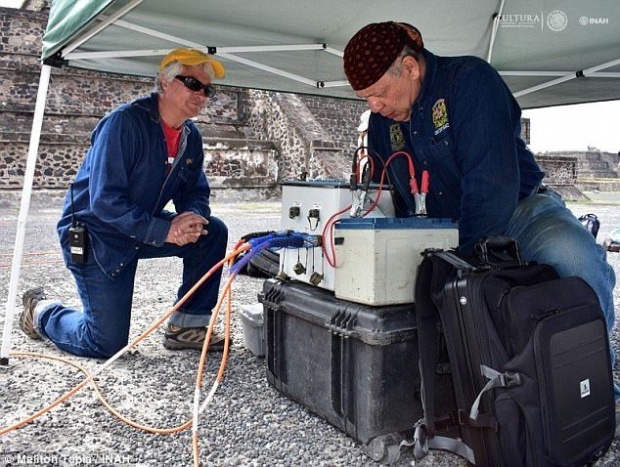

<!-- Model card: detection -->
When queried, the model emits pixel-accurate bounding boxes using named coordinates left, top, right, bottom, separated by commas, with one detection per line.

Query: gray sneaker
left=163, top=324, right=228, bottom=351
left=20, top=287, right=46, bottom=340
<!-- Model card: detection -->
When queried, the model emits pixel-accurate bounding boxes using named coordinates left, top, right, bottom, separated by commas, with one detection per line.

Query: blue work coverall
left=368, top=50, right=617, bottom=375
left=37, top=94, right=228, bottom=358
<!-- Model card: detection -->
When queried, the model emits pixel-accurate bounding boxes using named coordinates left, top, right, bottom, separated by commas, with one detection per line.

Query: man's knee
left=202, top=216, right=228, bottom=248
left=208, top=216, right=227, bottom=237
left=91, top=335, right=128, bottom=358
left=81, top=317, right=131, bottom=358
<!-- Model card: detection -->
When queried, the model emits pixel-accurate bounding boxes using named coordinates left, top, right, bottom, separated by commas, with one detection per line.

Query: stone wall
left=535, top=155, right=577, bottom=186
left=0, top=7, right=272, bottom=195
left=0, top=3, right=588, bottom=201
left=541, top=149, right=620, bottom=193
left=247, top=91, right=320, bottom=181
left=0, top=6, right=366, bottom=199
left=554, top=149, right=619, bottom=180
left=246, top=91, right=364, bottom=182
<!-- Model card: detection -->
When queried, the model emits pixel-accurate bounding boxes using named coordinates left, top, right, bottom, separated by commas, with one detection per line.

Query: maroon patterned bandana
left=344, top=21, right=424, bottom=91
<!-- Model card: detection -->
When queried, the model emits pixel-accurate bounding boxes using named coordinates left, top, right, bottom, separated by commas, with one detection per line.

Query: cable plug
left=350, top=189, right=365, bottom=218
left=421, top=170, right=429, bottom=194
left=349, top=173, right=358, bottom=191
left=410, top=177, right=419, bottom=194
left=247, top=232, right=277, bottom=247
left=299, top=234, right=322, bottom=248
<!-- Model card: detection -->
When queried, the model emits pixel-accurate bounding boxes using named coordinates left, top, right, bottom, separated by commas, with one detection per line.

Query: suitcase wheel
left=363, top=433, right=403, bottom=465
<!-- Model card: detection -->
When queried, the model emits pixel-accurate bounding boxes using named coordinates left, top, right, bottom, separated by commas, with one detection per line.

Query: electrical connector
left=299, top=234, right=322, bottom=248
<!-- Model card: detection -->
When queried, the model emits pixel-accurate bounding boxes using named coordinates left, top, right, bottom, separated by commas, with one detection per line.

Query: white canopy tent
left=38, top=0, right=620, bottom=107
left=2, top=0, right=620, bottom=362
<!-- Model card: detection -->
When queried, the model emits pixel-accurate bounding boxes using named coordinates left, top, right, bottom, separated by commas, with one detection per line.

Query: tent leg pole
left=1, top=64, right=52, bottom=365
left=486, top=0, right=506, bottom=63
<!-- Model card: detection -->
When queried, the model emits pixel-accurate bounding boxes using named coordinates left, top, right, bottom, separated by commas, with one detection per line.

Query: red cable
left=421, top=170, right=430, bottom=193
left=323, top=149, right=416, bottom=268
left=321, top=204, right=351, bottom=268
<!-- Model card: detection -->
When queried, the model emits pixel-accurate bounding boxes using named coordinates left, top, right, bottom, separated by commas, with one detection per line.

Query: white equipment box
left=334, top=217, right=458, bottom=306
left=280, top=181, right=394, bottom=291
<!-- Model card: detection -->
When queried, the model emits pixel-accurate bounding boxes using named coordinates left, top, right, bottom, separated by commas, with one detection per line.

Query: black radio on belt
left=69, top=223, right=87, bottom=264
left=69, top=184, right=87, bottom=264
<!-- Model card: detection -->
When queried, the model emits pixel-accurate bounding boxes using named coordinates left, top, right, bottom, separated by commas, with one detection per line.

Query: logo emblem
left=580, top=378, right=591, bottom=398
left=432, top=98, right=450, bottom=135
left=389, top=124, right=405, bottom=151
left=547, top=10, right=568, bottom=32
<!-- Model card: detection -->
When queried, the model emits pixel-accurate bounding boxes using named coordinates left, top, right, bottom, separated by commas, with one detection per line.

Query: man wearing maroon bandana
left=343, top=21, right=618, bottom=399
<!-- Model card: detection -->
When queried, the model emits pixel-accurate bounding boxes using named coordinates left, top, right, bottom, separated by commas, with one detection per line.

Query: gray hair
left=387, top=45, right=421, bottom=78
left=154, top=61, right=216, bottom=93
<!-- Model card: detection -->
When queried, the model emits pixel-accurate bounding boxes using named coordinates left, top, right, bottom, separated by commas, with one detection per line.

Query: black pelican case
left=258, top=278, right=423, bottom=463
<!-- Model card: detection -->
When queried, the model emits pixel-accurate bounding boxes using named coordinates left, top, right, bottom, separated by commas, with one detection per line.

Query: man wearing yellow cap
left=20, top=49, right=230, bottom=357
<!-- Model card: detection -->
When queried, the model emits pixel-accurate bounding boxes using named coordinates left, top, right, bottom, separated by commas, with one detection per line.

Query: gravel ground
left=0, top=189, right=619, bottom=467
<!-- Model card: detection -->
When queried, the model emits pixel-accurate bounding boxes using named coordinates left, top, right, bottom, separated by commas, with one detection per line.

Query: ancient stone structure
left=0, top=4, right=367, bottom=201
left=2, top=2, right=605, bottom=202
left=544, top=149, right=620, bottom=192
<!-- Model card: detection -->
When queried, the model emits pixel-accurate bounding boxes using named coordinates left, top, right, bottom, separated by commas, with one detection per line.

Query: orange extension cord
left=2, top=153, right=419, bottom=463
left=1, top=243, right=251, bottom=467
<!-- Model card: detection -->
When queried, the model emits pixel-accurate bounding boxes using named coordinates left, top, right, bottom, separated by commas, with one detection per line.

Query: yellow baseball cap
left=159, top=49, right=225, bottom=79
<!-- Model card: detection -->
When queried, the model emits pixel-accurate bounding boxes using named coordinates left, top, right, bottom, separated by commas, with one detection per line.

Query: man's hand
left=165, top=211, right=209, bottom=246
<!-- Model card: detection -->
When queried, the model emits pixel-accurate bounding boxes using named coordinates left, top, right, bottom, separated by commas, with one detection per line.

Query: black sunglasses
left=174, top=75, right=216, bottom=98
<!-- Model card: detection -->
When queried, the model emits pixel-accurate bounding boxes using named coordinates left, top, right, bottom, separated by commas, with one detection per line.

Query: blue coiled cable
left=230, top=231, right=320, bottom=275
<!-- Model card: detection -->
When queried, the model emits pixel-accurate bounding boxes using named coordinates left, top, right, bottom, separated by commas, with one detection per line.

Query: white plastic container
left=238, top=304, right=265, bottom=357
left=279, top=180, right=394, bottom=291
left=334, top=217, right=458, bottom=306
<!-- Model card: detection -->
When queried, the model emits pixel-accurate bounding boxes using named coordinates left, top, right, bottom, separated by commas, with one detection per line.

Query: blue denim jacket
left=368, top=50, right=544, bottom=254
left=57, top=93, right=212, bottom=279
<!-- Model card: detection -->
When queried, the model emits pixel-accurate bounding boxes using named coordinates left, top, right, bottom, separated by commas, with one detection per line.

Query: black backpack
left=411, top=237, right=615, bottom=466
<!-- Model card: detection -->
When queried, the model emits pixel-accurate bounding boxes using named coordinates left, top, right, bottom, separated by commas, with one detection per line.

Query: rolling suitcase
left=412, top=237, right=615, bottom=467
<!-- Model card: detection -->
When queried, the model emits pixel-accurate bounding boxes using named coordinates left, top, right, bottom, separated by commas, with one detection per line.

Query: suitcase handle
left=475, top=236, right=525, bottom=268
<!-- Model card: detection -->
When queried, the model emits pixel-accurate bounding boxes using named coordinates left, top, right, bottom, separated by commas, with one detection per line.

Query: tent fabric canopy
left=40, top=0, right=620, bottom=109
